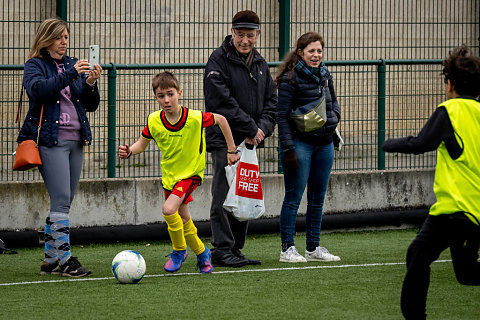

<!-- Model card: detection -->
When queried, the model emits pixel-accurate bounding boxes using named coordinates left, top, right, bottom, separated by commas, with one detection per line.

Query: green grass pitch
left=1, top=229, right=479, bottom=319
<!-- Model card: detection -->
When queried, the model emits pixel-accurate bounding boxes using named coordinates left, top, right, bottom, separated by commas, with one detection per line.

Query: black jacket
left=277, top=68, right=340, bottom=149
left=203, top=35, right=277, bottom=150
left=382, top=105, right=463, bottom=159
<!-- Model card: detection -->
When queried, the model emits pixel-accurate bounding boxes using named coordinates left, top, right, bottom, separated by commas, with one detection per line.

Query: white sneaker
left=305, top=246, right=341, bottom=262
left=279, top=246, right=307, bottom=263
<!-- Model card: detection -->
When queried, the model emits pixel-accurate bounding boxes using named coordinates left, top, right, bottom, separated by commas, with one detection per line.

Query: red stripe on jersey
left=161, top=106, right=188, bottom=131
left=202, top=112, right=215, bottom=128
left=142, top=123, right=152, bottom=139
left=142, top=108, right=213, bottom=140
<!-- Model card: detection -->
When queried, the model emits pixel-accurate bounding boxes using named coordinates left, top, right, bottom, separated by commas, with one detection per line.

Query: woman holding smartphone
left=18, top=18, right=102, bottom=277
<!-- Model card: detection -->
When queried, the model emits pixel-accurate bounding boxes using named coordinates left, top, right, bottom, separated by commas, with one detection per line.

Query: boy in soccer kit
left=119, top=72, right=240, bottom=274
left=382, top=46, right=480, bottom=319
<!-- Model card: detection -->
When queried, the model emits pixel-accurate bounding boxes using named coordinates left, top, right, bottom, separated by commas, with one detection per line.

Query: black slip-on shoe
left=212, top=252, right=249, bottom=268
left=232, top=248, right=261, bottom=265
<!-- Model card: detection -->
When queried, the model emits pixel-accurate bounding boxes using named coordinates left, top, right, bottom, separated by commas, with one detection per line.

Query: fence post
left=277, top=0, right=290, bottom=173
left=107, top=64, right=117, bottom=178
left=56, top=0, right=68, bottom=21
left=278, top=0, right=290, bottom=60
left=377, top=60, right=386, bottom=170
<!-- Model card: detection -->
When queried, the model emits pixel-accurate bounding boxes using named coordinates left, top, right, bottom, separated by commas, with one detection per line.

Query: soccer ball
left=111, top=250, right=146, bottom=284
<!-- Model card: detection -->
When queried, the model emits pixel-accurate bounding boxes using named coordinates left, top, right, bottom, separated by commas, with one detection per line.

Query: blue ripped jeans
left=279, top=139, right=334, bottom=250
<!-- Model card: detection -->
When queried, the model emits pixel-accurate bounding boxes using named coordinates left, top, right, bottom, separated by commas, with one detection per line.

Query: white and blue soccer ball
left=111, top=250, right=146, bottom=284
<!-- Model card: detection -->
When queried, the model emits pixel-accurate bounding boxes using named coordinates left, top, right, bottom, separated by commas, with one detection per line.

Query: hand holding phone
left=89, top=45, right=100, bottom=70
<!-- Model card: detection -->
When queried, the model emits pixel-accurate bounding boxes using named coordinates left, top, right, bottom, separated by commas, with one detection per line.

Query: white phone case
left=89, top=45, right=100, bottom=69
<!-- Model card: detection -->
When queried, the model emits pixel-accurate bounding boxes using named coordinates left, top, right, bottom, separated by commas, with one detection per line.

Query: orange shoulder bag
left=13, top=89, right=43, bottom=171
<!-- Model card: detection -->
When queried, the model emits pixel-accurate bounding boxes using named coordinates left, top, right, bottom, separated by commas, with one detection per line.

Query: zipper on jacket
left=249, top=72, right=257, bottom=83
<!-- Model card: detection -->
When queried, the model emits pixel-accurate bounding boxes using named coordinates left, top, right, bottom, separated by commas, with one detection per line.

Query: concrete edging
left=1, top=169, right=435, bottom=232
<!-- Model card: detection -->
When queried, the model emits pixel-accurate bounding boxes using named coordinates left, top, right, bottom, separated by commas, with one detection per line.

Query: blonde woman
left=18, top=18, right=102, bottom=277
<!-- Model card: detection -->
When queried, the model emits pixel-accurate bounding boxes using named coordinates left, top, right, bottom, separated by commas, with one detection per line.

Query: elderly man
left=204, top=10, right=277, bottom=267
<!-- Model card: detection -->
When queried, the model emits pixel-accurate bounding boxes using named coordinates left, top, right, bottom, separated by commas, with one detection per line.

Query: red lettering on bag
left=235, top=162, right=263, bottom=200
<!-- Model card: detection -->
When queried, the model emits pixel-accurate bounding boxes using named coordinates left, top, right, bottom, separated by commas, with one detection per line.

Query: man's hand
left=245, top=128, right=265, bottom=146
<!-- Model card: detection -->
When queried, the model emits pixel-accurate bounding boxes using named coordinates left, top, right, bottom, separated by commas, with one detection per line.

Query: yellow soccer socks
left=183, top=218, right=205, bottom=255
left=163, top=213, right=187, bottom=251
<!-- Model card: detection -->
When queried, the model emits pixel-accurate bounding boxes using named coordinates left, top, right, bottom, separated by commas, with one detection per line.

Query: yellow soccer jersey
left=142, top=106, right=215, bottom=190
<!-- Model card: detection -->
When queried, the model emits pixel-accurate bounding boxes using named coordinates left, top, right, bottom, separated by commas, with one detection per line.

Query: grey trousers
left=209, top=148, right=248, bottom=256
left=39, top=140, right=84, bottom=213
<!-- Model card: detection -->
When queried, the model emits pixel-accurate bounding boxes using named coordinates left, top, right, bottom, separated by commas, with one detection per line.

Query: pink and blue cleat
left=196, top=246, right=213, bottom=274
left=164, top=249, right=187, bottom=272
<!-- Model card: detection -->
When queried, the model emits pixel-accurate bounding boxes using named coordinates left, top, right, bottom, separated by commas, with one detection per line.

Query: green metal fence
left=0, top=60, right=444, bottom=180
left=0, top=0, right=478, bottom=181
left=3, top=1, right=478, bottom=65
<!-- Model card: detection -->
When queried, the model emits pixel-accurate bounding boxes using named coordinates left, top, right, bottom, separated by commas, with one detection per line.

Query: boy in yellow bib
left=383, top=46, right=480, bottom=319
left=119, top=72, right=240, bottom=274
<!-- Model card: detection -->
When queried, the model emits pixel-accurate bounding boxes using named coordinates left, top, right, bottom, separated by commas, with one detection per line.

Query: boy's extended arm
left=213, top=113, right=240, bottom=165
left=382, top=106, right=461, bottom=159
left=119, top=136, right=150, bottom=159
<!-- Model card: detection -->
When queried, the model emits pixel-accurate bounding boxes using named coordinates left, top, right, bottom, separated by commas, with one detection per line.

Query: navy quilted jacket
left=277, top=67, right=340, bottom=150
left=18, top=50, right=100, bottom=146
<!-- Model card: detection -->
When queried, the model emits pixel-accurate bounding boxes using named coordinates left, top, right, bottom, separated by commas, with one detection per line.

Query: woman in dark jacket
left=275, top=32, right=341, bottom=263
left=19, top=18, right=102, bottom=277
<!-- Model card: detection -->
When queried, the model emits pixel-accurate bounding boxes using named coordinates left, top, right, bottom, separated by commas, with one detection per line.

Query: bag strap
left=36, top=105, right=44, bottom=145
left=15, top=88, right=24, bottom=131
left=15, top=86, right=43, bottom=144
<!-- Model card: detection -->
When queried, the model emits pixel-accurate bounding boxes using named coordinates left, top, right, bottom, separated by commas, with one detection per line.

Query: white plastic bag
left=223, top=142, right=265, bottom=221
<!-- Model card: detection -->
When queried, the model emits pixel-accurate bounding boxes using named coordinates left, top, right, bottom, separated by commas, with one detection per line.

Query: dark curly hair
left=442, top=45, right=480, bottom=97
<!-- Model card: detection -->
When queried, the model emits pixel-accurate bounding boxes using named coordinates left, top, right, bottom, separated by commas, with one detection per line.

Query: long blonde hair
left=28, top=18, right=69, bottom=59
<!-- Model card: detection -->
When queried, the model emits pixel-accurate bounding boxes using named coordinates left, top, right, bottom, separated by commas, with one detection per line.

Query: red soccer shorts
left=164, top=176, right=201, bottom=204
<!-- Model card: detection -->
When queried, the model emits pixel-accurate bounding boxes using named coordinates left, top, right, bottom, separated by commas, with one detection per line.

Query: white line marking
left=0, top=260, right=452, bottom=287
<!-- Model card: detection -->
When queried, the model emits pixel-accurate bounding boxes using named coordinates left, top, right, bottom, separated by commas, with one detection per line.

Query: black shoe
left=59, top=256, right=91, bottom=278
left=40, top=261, right=61, bottom=275
left=232, top=248, right=261, bottom=265
left=211, top=252, right=249, bottom=268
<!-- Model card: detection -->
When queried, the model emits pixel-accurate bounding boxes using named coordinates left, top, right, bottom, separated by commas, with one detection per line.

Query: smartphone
left=89, top=45, right=100, bottom=70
